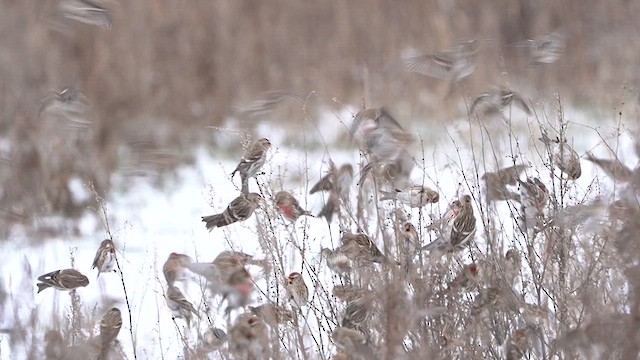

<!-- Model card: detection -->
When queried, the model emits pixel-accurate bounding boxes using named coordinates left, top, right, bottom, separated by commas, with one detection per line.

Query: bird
left=584, top=151, right=632, bottom=182
left=274, top=191, right=313, bottom=222
left=422, top=195, right=476, bottom=253
left=166, top=285, right=199, bottom=327
left=201, top=192, right=262, bottom=230
left=317, top=190, right=340, bottom=223
left=249, top=303, right=294, bottom=326
left=471, top=86, right=532, bottom=117
left=332, top=327, right=378, bottom=360
left=162, top=252, right=192, bottom=286
left=539, top=132, right=581, bottom=180
left=427, top=199, right=462, bottom=236
left=310, top=162, right=354, bottom=199
left=503, top=249, right=522, bottom=286
left=505, top=327, right=534, bottom=360
left=228, top=314, right=271, bottom=360
left=198, top=327, right=228, bottom=353
left=340, top=233, right=398, bottom=265
left=37, top=269, right=89, bottom=293
left=404, top=38, right=485, bottom=86
left=517, top=177, right=548, bottom=232
left=513, top=30, right=566, bottom=66
left=341, top=293, right=375, bottom=330
left=481, top=164, right=529, bottom=204
left=379, top=185, right=439, bottom=208
left=98, top=307, right=122, bottom=360
left=91, top=239, right=116, bottom=278
left=230, top=138, right=271, bottom=194
left=286, top=272, right=309, bottom=308
left=398, top=221, right=419, bottom=247
left=448, top=262, right=481, bottom=292
left=321, top=248, right=352, bottom=275
left=471, top=287, right=500, bottom=316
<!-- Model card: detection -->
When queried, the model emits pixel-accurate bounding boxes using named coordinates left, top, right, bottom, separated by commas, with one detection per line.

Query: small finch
left=449, top=195, right=477, bottom=249
left=199, top=327, right=228, bottom=353
left=228, top=314, right=271, bottom=360
left=448, top=262, right=481, bottom=292
left=201, top=192, right=262, bottom=230
left=471, top=86, right=532, bottom=117
left=317, top=190, right=340, bottom=223
left=310, top=162, right=354, bottom=200
left=398, top=221, right=419, bottom=246
left=162, top=252, right=192, bottom=286
left=585, top=151, right=632, bottom=183
left=98, top=307, right=122, bottom=360
left=512, top=29, right=566, bottom=66
left=504, top=248, right=522, bottom=285
left=274, top=191, right=313, bottom=222
left=505, top=327, right=533, bottom=360
left=230, top=138, right=271, bottom=193
left=404, top=38, right=484, bottom=86
left=379, top=185, right=439, bottom=208
left=427, top=199, right=461, bottom=236
left=91, top=239, right=116, bottom=278
left=223, top=267, right=254, bottom=314
left=331, top=327, right=377, bottom=360
left=286, top=272, right=309, bottom=308
left=187, top=250, right=257, bottom=297
left=166, top=285, right=199, bottom=327
left=539, top=132, right=581, bottom=180
left=340, top=233, right=399, bottom=265
left=517, top=177, right=548, bottom=232
left=341, top=292, right=375, bottom=330
left=249, top=303, right=294, bottom=326
left=37, top=269, right=89, bottom=293
left=321, top=248, right=352, bottom=275
left=471, top=287, right=500, bottom=316
left=481, top=164, right=529, bottom=203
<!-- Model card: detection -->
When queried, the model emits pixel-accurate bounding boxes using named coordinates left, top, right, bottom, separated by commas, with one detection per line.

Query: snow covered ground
left=0, top=104, right=636, bottom=359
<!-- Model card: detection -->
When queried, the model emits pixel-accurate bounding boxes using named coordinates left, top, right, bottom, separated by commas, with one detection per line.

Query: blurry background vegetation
left=0, top=0, right=638, bottom=237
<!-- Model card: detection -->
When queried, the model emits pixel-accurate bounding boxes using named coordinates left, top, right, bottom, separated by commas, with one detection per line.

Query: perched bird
left=91, top=239, right=116, bottom=278
left=513, top=30, right=566, bottom=66
left=405, top=38, right=485, bottom=86
left=504, top=248, right=522, bottom=286
left=517, top=177, right=549, bottom=232
left=98, top=307, right=122, bottom=360
left=341, top=293, right=375, bottom=330
left=585, top=151, right=632, bottom=183
left=505, top=327, right=533, bottom=360
left=379, top=185, right=439, bottom=208
left=286, top=272, right=309, bottom=308
left=340, top=233, right=398, bottom=265
left=166, top=285, right=199, bottom=327
left=332, top=327, right=378, bottom=360
left=274, top=191, right=313, bottom=222
left=448, top=262, right=481, bottom=292
left=427, top=199, right=462, bottom=236
left=201, top=192, right=262, bottom=230
left=350, top=108, right=415, bottom=187
left=223, top=267, right=254, bottom=314
left=471, top=287, right=500, bottom=316
left=249, top=303, right=294, bottom=326
left=37, top=269, right=89, bottom=293
left=228, top=314, right=271, bottom=360
left=162, top=252, right=192, bottom=286
left=422, top=195, right=476, bottom=253
left=230, top=138, right=271, bottom=193
left=471, top=86, right=532, bottom=117
left=481, top=164, right=529, bottom=204
left=198, top=327, right=228, bottom=353
left=398, top=221, right=419, bottom=246
left=321, top=248, right=352, bottom=275
left=539, top=132, right=581, bottom=180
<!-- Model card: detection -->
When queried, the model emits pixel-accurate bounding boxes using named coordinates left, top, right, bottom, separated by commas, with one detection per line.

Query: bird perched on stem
left=98, top=307, right=122, bottom=360
left=340, top=233, right=399, bottom=265
left=162, top=252, right=192, bottom=286
left=274, top=191, right=313, bottom=222
left=481, top=164, right=528, bottom=204
left=422, top=195, right=476, bottom=253
left=91, top=239, right=116, bottom=278
left=230, top=138, right=271, bottom=194
left=201, top=193, right=262, bottom=230
left=379, top=185, right=439, bottom=208
left=37, top=269, right=89, bottom=293
left=166, top=285, right=199, bottom=326
left=539, top=131, right=581, bottom=180
left=321, top=248, right=352, bottom=275
left=286, top=272, right=309, bottom=309
left=228, top=314, right=271, bottom=360
left=517, top=177, right=548, bottom=232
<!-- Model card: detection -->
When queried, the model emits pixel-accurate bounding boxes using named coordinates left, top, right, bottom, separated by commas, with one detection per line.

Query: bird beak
left=287, top=278, right=293, bottom=284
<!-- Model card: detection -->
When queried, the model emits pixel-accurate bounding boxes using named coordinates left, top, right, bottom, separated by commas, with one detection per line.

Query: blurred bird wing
left=405, top=53, right=454, bottom=79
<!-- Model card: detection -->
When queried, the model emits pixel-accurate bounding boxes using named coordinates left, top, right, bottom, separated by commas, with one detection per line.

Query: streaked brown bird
left=162, top=252, right=192, bottom=286
left=201, top=192, right=262, bottom=230
left=341, top=292, right=375, bottom=331
left=166, top=285, right=199, bottom=327
left=310, top=163, right=354, bottom=199
left=539, top=132, right=581, bottom=180
left=37, top=269, right=89, bottom=293
left=98, top=307, right=122, bottom=360
left=449, top=262, right=481, bottom=292
left=228, top=314, right=271, bottom=360
left=585, top=151, right=632, bottom=182
left=332, top=327, right=378, bottom=360
left=398, top=221, right=419, bottom=246
left=274, top=191, right=313, bottom=222
left=422, top=195, right=476, bottom=253
left=481, top=164, right=529, bottom=203
left=471, top=86, right=532, bottom=116
left=230, top=138, right=271, bottom=194
left=504, top=248, right=522, bottom=286
left=505, top=327, right=534, bottom=360
left=379, top=185, right=439, bottom=208
left=517, top=177, right=548, bottom=232
left=249, top=303, right=294, bottom=326
left=91, top=239, right=116, bottom=278
left=198, top=327, right=228, bottom=353
left=317, top=191, right=340, bottom=223
left=321, top=248, right=352, bottom=275
left=427, top=199, right=462, bottom=236
left=286, top=272, right=309, bottom=309
left=340, top=233, right=398, bottom=265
